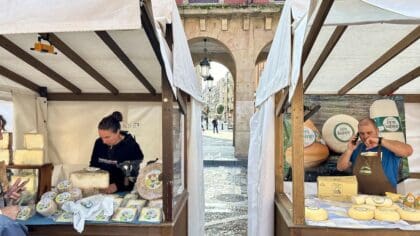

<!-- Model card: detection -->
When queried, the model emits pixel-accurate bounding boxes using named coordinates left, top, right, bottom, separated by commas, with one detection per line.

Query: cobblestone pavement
left=203, top=129, right=248, bottom=236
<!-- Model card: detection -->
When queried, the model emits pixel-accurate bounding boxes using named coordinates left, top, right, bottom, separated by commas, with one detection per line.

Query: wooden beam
left=291, top=73, right=305, bottom=225
left=0, top=36, right=81, bottom=94
left=304, top=26, right=347, bottom=92
left=409, top=172, right=420, bottom=179
left=0, top=65, right=41, bottom=93
left=95, top=31, right=156, bottom=95
left=404, top=94, right=420, bottom=103
left=42, top=33, right=119, bottom=95
left=301, top=0, right=335, bottom=66
left=140, top=4, right=165, bottom=68
left=275, top=92, right=285, bottom=197
left=339, top=26, right=420, bottom=95
left=47, top=93, right=161, bottom=101
left=275, top=88, right=289, bottom=117
left=378, top=66, right=420, bottom=96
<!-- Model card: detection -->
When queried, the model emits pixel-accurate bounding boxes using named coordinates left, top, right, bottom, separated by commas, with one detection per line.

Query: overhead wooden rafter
left=95, top=31, right=156, bottom=95
left=0, top=35, right=81, bottom=94
left=0, top=65, right=41, bottom=93
left=379, top=66, right=420, bottom=96
left=47, top=93, right=161, bottom=101
left=338, top=26, right=420, bottom=95
left=40, top=33, right=119, bottom=95
left=303, top=26, right=347, bottom=92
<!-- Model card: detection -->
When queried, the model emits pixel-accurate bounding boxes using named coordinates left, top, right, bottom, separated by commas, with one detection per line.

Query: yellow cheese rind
left=351, top=195, right=367, bottom=205
left=305, top=206, right=328, bottom=221
left=374, top=208, right=400, bottom=222
left=0, top=149, right=10, bottom=165
left=348, top=206, right=374, bottom=220
left=366, top=196, right=393, bottom=207
left=398, top=207, right=420, bottom=222
left=13, top=149, right=44, bottom=165
left=385, top=192, right=402, bottom=202
left=0, top=133, right=10, bottom=149
left=70, top=169, right=109, bottom=189
left=317, top=176, right=358, bottom=202
left=23, top=133, right=44, bottom=149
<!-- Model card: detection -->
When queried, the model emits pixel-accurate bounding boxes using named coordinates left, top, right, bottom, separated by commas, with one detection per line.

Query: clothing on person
left=0, top=215, right=28, bottom=236
left=212, top=119, right=218, bottom=133
left=90, top=131, right=144, bottom=192
left=350, top=144, right=400, bottom=187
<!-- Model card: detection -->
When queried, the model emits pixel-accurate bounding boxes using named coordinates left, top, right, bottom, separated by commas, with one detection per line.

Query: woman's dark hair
left=0, top=115, right=6, bottom=131
left=98, top=111, right=122, bottom=133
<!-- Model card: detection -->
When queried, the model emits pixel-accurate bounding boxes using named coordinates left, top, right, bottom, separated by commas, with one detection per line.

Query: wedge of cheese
left=11, top=172, right=37, bottom=194
left=370, top=99, right=405, bottom=143
left=70, top=169, right=109, bottom=189
left=0, top=132, right=10, bottom=149
left=23, top=133, right=44, bottom=149
left=13, top=149, right=44, bottom=165
left=0, top=149, right=10, bottom=165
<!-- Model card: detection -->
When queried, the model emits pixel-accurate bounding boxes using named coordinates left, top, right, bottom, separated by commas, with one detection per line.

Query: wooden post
left=162, top=70, right=174, bottom=222
left=275, top=92, right=285, bottom=198
left=291, top=74, right=305, bottom=225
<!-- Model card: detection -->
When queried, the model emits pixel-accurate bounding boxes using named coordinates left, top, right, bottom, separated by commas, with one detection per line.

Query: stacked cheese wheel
left=36, top=198, right=57, bottom=217
left=322, top=114, right=358, bottom=153
left=365, top=196, right=393, bottom=207
left=305, top=206, right=328, bottom=221
left=398, top=207, right=420, bottom=222
left=348, top=205, right=375, bottom=220
left=374, top=207, right=400, bottom=222
left=285, top=119, right=329, bottom=168
left=370, top=99, right=405, bottom=143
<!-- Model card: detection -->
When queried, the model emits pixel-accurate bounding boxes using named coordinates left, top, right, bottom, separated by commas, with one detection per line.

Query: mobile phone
left=352, top=132, right=359, bottom=145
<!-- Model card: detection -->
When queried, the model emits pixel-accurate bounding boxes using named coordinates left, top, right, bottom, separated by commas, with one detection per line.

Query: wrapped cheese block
left=23, top=133, right=44, bottom=149
left=113, top=198, right=124, bottom=211
left=70, top=168, right=109, bottom=190
left=91, top=210, right=111, bottom=222
left=322, top=114, right=358, bottom=153
left=111, top=207, right=137, bottom=223
left=16, top=205, right=35, bottom=221
left=11, top=173, right=37, bottom=194
left=36, top=198, right=57, bottom=217
left=0, top=132, right=10, bottom=149
left=317, top=176, right=358, bottom=202
left=366, top=196, right=393, bottom=207
left=0, top=149, right=10, bottom=165
left=348, top=206, right=374, bottom=220
left=285, top=119, right=330, bottom=168
left=305, top=206, right=328, bottom=221
left=14, top=149, right=44, bottom=165
left=136, top=163, right=162, bottom=200
left=398, top=207, right=420, bottom=222
left=374, top=208, right=400, bottom=222
left=126, top=199, right=147, bottom=211
left=138, top=207, right=162, bottom=223
left=41, top=191, right=58, bottom=200
left=370, top=99, right=405, bottom=143
left=55, top=211, right=73, bottom=223
left=148, top=199, right=163, bottom=208
left=55, top=192, right=73, bottom=209
left=56, top=180, right=72, bottom=193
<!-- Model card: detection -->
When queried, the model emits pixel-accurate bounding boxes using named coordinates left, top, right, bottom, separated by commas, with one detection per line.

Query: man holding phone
left=337, top=118, right=413, bottom=195
left=0, top=115, right=28, bottom=235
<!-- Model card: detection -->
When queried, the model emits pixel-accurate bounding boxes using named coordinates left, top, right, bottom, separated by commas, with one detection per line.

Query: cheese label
left=304, top=127, right=316, bottom=147
left=333, top=122, right=355, bottom=142
left=374, top=116, right=402, bottom=132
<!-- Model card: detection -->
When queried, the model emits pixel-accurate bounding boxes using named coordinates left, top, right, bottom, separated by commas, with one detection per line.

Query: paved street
left=203, top=129, right=248, bottom=236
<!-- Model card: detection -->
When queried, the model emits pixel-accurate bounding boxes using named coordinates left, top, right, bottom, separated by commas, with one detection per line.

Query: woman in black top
left=90, top=111, right=143, bottom=193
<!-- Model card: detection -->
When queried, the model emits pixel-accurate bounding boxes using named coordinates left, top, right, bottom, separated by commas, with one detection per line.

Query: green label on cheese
left=333, top=122, right=355, bottom=142
left=374, top=116, right=402, bottom=132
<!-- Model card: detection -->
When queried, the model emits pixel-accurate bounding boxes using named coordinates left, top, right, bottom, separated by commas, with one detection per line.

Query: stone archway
left=181, top=5, right=281, bottom=158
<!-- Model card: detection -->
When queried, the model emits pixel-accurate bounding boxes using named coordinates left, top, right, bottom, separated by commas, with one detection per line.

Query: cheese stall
left=0, top=0, right=204, bottom=235
left=248, top=0, right=420, bottom=236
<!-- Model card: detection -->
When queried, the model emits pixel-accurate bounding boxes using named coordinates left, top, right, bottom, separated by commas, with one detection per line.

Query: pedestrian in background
left=212, top=118, right=218, bottom=134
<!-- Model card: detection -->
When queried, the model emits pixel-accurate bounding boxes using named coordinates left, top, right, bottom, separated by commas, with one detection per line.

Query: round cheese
left=348, top=206, right=374, bottom=220
left=41, top=191, right=57, bottom=200
left=69, top=188, right=82, bottom=201
left=36, top=198, right=57, bottom=217
left=374, top=208, right=400, bottom=222
left=351, top=195, right=367, bottom=205
left=136, top=163, right=162, bottom=200
left=322, top=114, right=358, bottom=153
left=365, top=196, right=393, bottom=207
left=370, top=99, right=405, bottom=143
left=351, top=204, right=376, bottom=211
left=55, top=192, right=73, bottom=208
left=286, top=119, right=329, bottom=168
left=398, top=207, right=420, bottom=222
left=305, top=206, right=328, bottom=221
left=56, top=180, right=72, bottom=193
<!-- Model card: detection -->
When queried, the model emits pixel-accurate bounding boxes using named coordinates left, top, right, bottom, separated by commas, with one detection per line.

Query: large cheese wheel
left=374, top=208, right=400, bottom=222
left=36, top=198, right=57, bottom=217
left=305, top=206, right=328, bottom=221
left=366, top=196, right=393, bottom=207
left=398, top=207, right=420, bottom=222
left=285, top=120, right=329, bottom=168
left=322, top=114, right=358, bottom=153
left=70, top=168, right=109, bottom=189
left=370, top=99, right=405, bottom=143
left=348, top=206, right=374, bottom=220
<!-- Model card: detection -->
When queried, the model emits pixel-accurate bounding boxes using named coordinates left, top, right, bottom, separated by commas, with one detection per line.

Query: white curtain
left=248, top=96, right=275, bottom=236
left=187, top=99, right=205, bottom=236
left=405, top=103, right=420, bottom=173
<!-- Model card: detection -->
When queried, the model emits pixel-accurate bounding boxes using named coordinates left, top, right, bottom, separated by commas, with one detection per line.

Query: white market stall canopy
left=0, top=0, right=181, bottom=101
left=256, top=0, right=420, bottom=107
